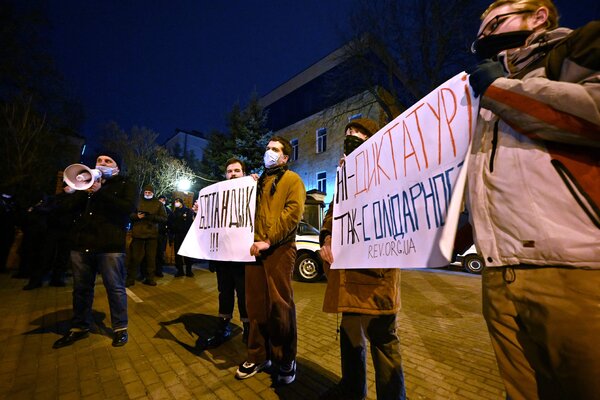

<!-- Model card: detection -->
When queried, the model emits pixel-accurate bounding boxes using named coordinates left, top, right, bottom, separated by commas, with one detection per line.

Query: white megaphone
left=63, top=163, right=103, bottom=190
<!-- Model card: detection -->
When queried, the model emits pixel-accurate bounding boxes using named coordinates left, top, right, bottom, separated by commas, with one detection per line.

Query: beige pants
left=483, top=266, right=600, bottom=400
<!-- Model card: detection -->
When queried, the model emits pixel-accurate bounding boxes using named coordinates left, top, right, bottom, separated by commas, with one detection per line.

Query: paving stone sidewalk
left=0, top=264, right=504, bottom=399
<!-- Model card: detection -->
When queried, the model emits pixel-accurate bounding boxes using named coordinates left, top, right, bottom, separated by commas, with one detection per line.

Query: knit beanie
left=344, top=118, right=380, bottom=137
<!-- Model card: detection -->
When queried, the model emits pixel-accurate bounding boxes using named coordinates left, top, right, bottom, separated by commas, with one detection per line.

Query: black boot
left=242, top=322, right=249, bottom=344
left=185, top=265, right=194, bottom=277
left=206, top=318, right=231, bottom=348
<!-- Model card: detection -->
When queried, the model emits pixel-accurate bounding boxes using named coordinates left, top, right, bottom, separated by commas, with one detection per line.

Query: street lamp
left=177, top=177, right=192, bottom=191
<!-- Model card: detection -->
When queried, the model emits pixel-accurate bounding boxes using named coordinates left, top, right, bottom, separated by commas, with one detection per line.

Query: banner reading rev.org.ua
left=331, top=72, right=479, bottom=269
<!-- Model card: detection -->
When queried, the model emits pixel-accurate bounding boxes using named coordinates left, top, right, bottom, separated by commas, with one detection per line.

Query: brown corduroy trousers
left=245, top=242, right=297, bottom=365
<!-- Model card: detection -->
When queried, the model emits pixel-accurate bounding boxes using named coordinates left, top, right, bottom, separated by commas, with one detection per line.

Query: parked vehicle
left=455, top=245, right=485, bottom=274
left=294, top=221, right=324, bottom=282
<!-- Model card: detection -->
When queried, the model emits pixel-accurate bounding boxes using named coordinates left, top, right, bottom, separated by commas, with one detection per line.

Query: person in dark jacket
left=168, top=197, right=195, bottom=277
left=127, top=184, right=167, bottom=286
left=155, top=195, right=171, bottom=277
left=0, top=190, right=17, bottom=273
left=206, top=158, right=250, bottom=348
left=23, top=190, right=75, bottom=289
left=53, top=151, right=136, bottom=348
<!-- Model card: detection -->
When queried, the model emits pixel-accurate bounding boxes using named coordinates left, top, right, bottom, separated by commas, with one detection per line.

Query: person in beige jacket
left=468, top=1, right=600, bottom=398
left=319, top=118, right=406, bottom=400
left=235, top=136, right=305, bottom=385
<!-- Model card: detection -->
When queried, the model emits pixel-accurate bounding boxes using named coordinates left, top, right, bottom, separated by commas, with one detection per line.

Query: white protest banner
left=331, top=72, right=478, bottom=269
left=178, top=176, right=256, bottom=262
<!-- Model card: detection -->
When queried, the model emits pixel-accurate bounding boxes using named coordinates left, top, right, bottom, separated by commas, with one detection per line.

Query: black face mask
left=471, top=30, right=533, bottom=61
left=344, top=135, right=366, bottom=155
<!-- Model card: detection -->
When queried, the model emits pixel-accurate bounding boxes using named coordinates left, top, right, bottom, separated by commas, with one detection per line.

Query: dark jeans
left=340, top=313, right=406, bottom=400
left=216, top=262, right=247, bottom=321
left=245, top=242, right=296, bottom=365
left=128, top=237, right=157, bottom=281
left=156, top=232, right=168, bottom=272
left=71, top=251, right=128, bottom=331
left=173, top=234, right=193, bottom=273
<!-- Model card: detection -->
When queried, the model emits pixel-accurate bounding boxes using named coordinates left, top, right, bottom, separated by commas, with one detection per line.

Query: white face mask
left=96, top=165, right=116, bottom=178
left=264, top=149, right=280, bottom=168
left=144, top=194, right=153, bottom=200
left=174, top=202, right=182, bottom=208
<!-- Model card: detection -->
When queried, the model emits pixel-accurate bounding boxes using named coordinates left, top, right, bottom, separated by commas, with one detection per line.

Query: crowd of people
left=1, top=0, right=598, bottom=398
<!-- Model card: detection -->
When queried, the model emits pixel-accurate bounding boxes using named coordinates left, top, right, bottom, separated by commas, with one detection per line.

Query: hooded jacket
left=467, top=21, right=600, bottom=268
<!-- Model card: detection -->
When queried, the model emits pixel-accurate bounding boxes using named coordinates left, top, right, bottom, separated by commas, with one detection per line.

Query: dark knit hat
left=143, top=184, right=154, bottom=193
left=344, top=118, right=380, bottom=137
left=94, top=149, right=123, bottom=168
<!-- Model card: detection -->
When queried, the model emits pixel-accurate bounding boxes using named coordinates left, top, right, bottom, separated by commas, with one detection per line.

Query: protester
left=467, top=1, right=600, bottom=398
left=155, top=195, right=171, bottom=277
left=53, top=151, right=136, bottom=348
left=23, top=191, right=73, bottom=289
left=168, top=197, right=195, bottom=277
left=206, top=158, right=250, bottom=347
left=318, top=118, right=406, bottom=400
left=127, top=184, right=167, bottom=287
left=235, top=137, right=305, bottom=385
left=0, top=190, right=17, bottom=273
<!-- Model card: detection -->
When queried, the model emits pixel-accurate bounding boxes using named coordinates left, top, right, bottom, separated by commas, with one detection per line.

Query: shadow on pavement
left=271, top=357, right=339, bottom=399
left=23, top=309, right=111, bottom=337
left=157, top=312, right=243, bottom=358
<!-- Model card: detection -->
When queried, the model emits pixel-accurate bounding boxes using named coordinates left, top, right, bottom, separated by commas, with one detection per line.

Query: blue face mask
left=96, top=165, right=116, bottom=178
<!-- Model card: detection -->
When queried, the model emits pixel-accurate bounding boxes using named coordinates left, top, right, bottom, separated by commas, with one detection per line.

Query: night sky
left=45, top=1, right=599, bottom=145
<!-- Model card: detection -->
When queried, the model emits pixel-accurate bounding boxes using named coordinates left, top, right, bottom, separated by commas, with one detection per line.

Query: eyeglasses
left=477, top=10, right=532, bottom=39
left=471, top=10, right=532, bottom=54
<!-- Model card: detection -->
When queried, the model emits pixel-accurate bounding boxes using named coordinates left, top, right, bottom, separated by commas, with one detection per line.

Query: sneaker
left=277, top=360, right=296, bottom=385
left=235, top=360, right=271, bottom=380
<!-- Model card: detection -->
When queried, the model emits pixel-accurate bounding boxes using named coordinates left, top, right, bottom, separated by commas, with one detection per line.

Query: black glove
left=467, top=59, right=506, bottom=97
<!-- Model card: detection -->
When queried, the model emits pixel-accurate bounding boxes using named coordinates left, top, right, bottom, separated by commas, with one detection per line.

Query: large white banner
left=332, top=73, right=478, bottom=269
left=178, top=176, right=256, bottom=262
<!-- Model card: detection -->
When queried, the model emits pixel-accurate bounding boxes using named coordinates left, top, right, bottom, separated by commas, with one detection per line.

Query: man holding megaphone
left=53, top=151, right=136, bottom=349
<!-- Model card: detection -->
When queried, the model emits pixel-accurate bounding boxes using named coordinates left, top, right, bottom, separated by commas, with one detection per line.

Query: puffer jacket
left=130, top=196, right=167, bottom=239
left=320, top=201, right=401, bottom=315
left=467, top=21, right=600, bottom=268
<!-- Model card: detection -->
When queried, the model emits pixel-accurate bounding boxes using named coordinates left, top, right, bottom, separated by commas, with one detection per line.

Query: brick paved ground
left=0, top=264, right=504, bottom=399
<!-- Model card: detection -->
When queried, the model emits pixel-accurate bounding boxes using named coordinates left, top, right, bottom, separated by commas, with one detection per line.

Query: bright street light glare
left=177, top=178, right=192, bottom=191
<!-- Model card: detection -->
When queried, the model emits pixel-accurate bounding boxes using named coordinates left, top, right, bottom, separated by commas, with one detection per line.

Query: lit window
left=291, top=138, right=298, bottom=161
left=317, top=171, right=327, bottom=193
left=316, top=128, right=327, bottom=153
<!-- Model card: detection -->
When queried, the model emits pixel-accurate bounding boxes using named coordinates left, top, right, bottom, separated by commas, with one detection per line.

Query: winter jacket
left=64, top=175, right=137, bottom=253
left=320, top=201, right=401, bottom=315
left=254, top=171, right=305, bottom=246
left=130, top=196, right=167, bottom=239
left=467, top=21, right=600, bottom=269
left=168, top=206, right=194, bottom=236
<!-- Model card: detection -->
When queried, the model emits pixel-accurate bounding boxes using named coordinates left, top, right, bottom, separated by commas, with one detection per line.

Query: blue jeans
left=71, top=251, right=128, bottom=331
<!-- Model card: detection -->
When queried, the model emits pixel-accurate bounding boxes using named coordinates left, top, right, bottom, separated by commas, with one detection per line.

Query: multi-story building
left=260, top=43, right=399, bottom=227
